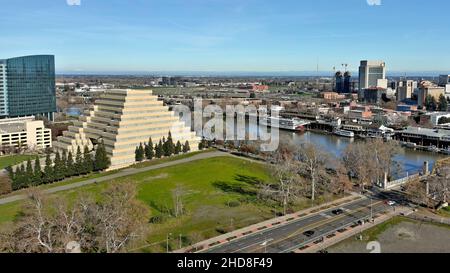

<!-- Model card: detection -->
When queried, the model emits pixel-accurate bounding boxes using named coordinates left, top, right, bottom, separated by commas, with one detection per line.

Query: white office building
left=359, top=60, right=387, bottom=90
left=0, top=117, right=52, bottom=151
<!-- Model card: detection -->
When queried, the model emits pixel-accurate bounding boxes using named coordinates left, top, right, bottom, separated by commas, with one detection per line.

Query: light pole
left=370, top=196, right=373, bottom=223
left=166, top=233, right=172, bottom=253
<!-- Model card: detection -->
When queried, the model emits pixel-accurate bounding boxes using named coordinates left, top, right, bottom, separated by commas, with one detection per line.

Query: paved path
left=0, top=151, right=231, bottom=206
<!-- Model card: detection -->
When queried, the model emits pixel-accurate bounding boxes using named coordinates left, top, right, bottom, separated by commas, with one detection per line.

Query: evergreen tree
left=198, top=140, right=204, bottom=150
left=13, top=164, right=27, bottom=190
left=66, top=151, right=75, bottom=177
left=11, top=166, right=23, bottom=190
left=438, top=94, right=448, bottom=111
left=94, top=141, right=110, bottom=171
left=156, top=140, right=163, bottom=158
left=43, top=153, right=54, bottom=184
left=165, top=132, right=175, bottom=156
left=135, top=143, right=145, bottom=162
left=162, top=136, right=168, bottom=156
left=53, top=152, right=64, bottom=181
left=75, top=146, right=83, bottom=175
left=145, top=138, right=154, bottom=160
left=425, top=95, right=437, bottom=111
left=175, top=141, right=182, bottom=155
left=61, top=150, right=68, bottom=178
left=5, top=166, right=14, bottom=184
left=33, top=156, right=43, bottom=186
left=84, top=146, right=94, bottom=174
left=25, top=159, right=34, bottom=186
left=183, top=141, right=191, bottom=153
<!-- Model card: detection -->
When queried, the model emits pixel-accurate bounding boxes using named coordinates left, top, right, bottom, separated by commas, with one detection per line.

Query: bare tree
left=428, top=166, right=450, bottom=204
left=172, top=185, right=186, bottom=218
left=1, top=183, right=149, bottom=253
left=296, top=143, right=331, bottom=202
left=342, top=139, right=401, bottom=191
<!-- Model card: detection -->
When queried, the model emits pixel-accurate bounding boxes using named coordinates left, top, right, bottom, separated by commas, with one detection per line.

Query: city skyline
left=1, top=0, right=450, bottom=74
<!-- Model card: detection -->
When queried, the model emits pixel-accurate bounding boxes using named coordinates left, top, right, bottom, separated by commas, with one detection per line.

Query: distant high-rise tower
left=0, top=55, right=56, bottom=120
left=335, top=71, right=344, bottom=93
left=359, top=60, right=387, bottom=90
left=343, top=71, right=352, bottom=93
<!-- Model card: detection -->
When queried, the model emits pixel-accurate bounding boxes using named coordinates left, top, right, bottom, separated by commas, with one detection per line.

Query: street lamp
left=166, top=233, right=172, bottom=253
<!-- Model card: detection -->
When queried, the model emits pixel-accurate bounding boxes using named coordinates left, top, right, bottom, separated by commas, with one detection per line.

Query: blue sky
left=1, top=0, right=449, bottom=74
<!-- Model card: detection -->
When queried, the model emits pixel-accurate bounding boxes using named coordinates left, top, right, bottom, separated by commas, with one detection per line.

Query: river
left=197, top=118, right=446, bottom=178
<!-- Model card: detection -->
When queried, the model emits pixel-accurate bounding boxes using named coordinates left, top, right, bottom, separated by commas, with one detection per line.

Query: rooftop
left=401, top=127, right=450, bottom=138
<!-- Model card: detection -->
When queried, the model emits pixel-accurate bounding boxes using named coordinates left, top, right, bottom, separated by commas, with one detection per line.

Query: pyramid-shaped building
left=54, top=89, right=200, bottom=169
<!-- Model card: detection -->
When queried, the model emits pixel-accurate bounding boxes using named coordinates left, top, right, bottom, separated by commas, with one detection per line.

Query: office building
left=343, top=72, right=352, bottom=93
left=438, top=75, right=450, bottom=86
left=397, top=80, right=415, bottom=102
left=358, top=87, right=386, bottom=104
left=0, top=117, right=52, bottom=151
left=54, top=89, right=200, bottom=170
left=359, top=60, right=387, bottom=90
left=417, top=81, right=445, bottom=108
left=335, top=71, right=344, bottom=93
left=0, top=55, right=56, bottom=121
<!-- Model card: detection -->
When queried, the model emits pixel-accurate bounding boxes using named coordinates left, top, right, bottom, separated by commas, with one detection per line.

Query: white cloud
left=67, top=0, right=81, bottom=6
left=367, top=0, right=382, bottom=6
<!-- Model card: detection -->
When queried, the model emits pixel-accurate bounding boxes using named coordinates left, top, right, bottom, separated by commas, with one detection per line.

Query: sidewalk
left=175, top=192, right=364, bottom=253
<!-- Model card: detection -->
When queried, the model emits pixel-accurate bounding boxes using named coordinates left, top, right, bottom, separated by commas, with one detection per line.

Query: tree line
left=425, top=94, right=448, bottom=112
left=135, top=132, right=191, bottom=162
left=6, top=142, right=110, bottom=191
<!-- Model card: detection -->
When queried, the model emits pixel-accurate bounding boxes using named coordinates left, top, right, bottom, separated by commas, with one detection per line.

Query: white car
left=387, top=201, right=396, bottom=206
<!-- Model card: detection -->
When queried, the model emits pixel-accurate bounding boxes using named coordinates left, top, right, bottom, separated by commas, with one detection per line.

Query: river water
left=197, top=118, right=446, bottom=178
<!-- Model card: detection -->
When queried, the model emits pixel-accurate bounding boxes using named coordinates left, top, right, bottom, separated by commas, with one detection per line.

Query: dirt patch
left=328, top=220, right=450, bottom=253
left=141, top=173, right=169, bottom=183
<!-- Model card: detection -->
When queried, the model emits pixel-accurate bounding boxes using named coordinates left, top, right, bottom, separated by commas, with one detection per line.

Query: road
left=0, top=151, right=230, bottom=205
left=204, top=196, right=392, bottom=253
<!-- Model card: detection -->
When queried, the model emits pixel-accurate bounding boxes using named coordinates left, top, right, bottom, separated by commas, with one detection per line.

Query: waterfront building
left=417, top=81, right=445, bottom=108
left=395, top=127, right=450, bottom=149
left=358, top=60, right=387, bottom=90
left=53, top=89, right=200, bottom=170
left=0, top=55, right=56, bottom=121
left=0, top=117, right=52, bottom=151
left=358, top=87, right=386, bottom=104
left=397, top=80, right=416, bottom=102
left=421, top=112, right=450, bottom=126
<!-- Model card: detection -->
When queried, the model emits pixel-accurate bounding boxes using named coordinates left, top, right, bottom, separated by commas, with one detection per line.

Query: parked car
left=303, top=230, right=315, bottom=237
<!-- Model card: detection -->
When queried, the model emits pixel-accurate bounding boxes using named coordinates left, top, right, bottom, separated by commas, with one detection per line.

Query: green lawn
left=0, top=155, right=36, bottom=170
left=0, top=156, right=276, bottom=252
left=1, top=149, right=214, bottom=198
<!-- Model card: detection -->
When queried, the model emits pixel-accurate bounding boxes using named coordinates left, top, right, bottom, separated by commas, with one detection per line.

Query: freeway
left=204, top=196, right=392, bottom=253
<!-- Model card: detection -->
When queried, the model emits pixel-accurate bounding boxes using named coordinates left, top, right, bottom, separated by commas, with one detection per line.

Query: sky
left=1, top=0, right=450, bottom=75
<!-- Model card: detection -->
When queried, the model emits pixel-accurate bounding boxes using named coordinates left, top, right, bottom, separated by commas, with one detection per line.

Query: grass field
left=0, top=154, right=36, bottom=170
left=0, top=156, right=276, bottom=252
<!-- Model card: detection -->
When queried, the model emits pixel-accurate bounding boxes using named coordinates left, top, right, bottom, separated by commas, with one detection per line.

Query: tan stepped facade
left=54, top=89, right=200, bottom=169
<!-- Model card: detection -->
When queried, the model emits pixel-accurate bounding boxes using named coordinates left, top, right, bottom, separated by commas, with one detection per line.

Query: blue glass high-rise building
left=0, top=55, right=56, bottom=120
